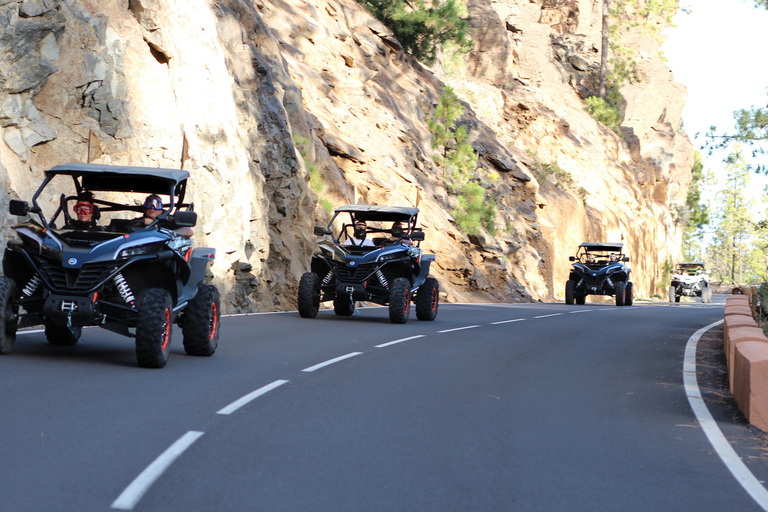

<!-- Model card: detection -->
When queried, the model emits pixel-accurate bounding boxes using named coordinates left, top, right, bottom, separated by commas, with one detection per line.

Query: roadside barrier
left=725, top=295, right=768, bottom=431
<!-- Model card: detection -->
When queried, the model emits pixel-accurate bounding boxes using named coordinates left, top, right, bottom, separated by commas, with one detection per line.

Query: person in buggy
left=69, top=191, right=103, bottom=231
left=343, top=218, right=374, bottom=247
left=128, top=194, right=193, bottom=237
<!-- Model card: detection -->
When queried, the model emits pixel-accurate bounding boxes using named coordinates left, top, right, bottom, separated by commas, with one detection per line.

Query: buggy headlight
left=119, top=244, right=158, bottom=258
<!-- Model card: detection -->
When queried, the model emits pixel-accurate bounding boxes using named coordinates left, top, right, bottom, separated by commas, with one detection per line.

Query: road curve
left=2, top=299, right=767, bottom=511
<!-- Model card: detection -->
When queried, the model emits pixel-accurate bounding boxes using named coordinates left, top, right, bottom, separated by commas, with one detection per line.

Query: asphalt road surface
left=3, top=296, right=768, bottom=511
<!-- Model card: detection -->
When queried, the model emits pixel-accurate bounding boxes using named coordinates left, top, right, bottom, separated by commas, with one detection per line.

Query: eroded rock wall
left=0, top=0, right=692, bottom=309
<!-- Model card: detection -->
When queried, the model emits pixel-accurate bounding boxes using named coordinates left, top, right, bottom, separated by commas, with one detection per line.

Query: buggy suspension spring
left=375, top=269, right=388, bottom=288
left=113, top=273, right=136, bottom=305
left=21, top=275, right=42, bottom=299
left=322, top=270, right=334, bottom=285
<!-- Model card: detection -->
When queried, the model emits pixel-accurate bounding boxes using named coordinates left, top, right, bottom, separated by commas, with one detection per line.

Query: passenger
left=609, top=253, right=618, bottom=263
left=587, top=254, right=596, bottom=264
left=129, top=194, right=193, bottom=237
left=343, top=219, right=374, bottom=247
left=387, top=221, right=412, bottom=245
left=70, top=192, right=103, bottom=231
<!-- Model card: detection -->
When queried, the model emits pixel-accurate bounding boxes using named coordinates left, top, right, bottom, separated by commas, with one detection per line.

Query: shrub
left=585, top=96, right=622, bottom=133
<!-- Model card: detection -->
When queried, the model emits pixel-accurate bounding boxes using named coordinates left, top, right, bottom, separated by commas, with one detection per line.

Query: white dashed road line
left=216, top=380, right=290, bottom=416
left=683, top=320, right=768, bottom=511
left=490, top=318, right=526, bottom=325
left=568, top=309, right=592, bottom=314
left=534, top=313, right=563, bottom=319
left=302, top=352, right=363, bottom=372
left=438, top=325, right=480, bottom=333
left=376, top=335, right=425, bottom=348
left=111, top=431, right=204, bottom=510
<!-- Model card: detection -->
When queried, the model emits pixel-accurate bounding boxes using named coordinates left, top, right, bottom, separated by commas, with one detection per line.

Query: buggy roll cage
left=324, top=204, right=423, bottom=247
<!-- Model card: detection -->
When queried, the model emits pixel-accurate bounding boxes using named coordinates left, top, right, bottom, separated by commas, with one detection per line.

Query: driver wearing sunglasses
left=70, top=192, right=103, bottom=231
left=128, top=194, right=193, bottom=237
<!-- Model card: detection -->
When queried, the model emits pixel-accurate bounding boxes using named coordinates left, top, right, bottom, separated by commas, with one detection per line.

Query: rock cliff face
left=0, top=0, right=691, bottom=309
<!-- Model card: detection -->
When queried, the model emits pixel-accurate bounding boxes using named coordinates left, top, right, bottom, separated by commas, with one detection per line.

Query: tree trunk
left=599, top=0, right=610, bottom=99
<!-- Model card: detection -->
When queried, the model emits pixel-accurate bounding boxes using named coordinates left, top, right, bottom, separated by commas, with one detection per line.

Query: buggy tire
left=182, top=284, right=220, bottom=356
left=669, top=286, right=676, bottom=303
left=45, top=322, right=81, bottom=346
left=565, top=280, right=575, bottom=305
left=625, top=282, right=634, bottom=306
left=298, top=272, right=321, bottom=318
left=701, top=283, right=712, bottom=303
left=615, top=281, right=626, bottom=307
left=575, top=292, right=586, bottom=305
left=334, top=295, right=355, bottom=316
left=416, top=277, right=439, bottom=321
left=0, top=277, right=18, bottom=355
left=135, top=288, right=173, bottom=368
left=389, top=277, right=411, bottom=324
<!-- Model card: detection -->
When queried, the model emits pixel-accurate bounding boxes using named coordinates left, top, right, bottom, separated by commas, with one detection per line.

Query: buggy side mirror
left=622, top=256, right=630, bottom=262
left=314, top=226, right=332, bottom=236
left=174, top=210, right=197, bottom=227
left=9, top=200, right=29, bottom=216
left=569, top=256, right=576, bottom=261
left=410, top=231, right=425, bottom=241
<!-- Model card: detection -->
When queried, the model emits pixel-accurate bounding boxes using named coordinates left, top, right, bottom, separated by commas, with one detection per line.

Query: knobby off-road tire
left=135, top=288, right=173, bottom=368
left=625, top=282, right=634, bottom=306
left=575, top=292, right=586, bottom=305
left=45, top=322, right=82, bottom=346
left=389, top=277, right=411, bottom=324
left=298, top=272, right=321, bottom=318
left=416, top=277, right=439, bottom=321
left=615, top=281, right=626, bottom=307
left=333, top=294, right=355, bottom=316
left=701, top=282, right=712, bottom=303
left=182, top=284, right=220, bottom=356
left=565, top=280, right=575, bottom=305
left=0, top=277, right=18, bottom=355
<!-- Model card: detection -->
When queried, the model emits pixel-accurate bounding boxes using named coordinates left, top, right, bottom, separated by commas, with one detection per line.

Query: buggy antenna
left=180, top=134, right=190, bottom=170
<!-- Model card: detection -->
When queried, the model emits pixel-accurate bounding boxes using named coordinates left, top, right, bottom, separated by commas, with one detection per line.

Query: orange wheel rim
left=161, top=308, right=171, bottom=350
left=209, top=302, right=218, bottom=340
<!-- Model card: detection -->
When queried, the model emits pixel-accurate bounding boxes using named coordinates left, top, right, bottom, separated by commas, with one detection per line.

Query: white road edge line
left=302, top=352, right=363, bottom=372
left=111, top=430, right=204, bottom=510
left=216, top=380, right=290, bottom=416
left=490, top=318, right=526, bottom=325
left=376, top=335, right=425, bottom=348
left=684, top=319, right=768, bottom=511
left=438, top=325, right=480, bottom=333
left=534, top=313, right=562, bottom=319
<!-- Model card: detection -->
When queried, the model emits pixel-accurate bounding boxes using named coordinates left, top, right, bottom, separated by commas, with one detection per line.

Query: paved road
left=2, top=297, right=767, bottom=511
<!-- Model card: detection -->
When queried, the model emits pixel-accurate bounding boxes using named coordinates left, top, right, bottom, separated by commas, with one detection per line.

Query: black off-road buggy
left=297, top=205, right=439, bottom=324
left=565, top=242, right=633, bottom=307
left=0, top=162, right=220, bottom=368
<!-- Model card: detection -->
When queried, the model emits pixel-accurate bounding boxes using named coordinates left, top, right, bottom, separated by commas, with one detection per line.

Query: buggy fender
left=180, top=248, right=215, bottom=303
left=413, top=254, right=435, bottom=288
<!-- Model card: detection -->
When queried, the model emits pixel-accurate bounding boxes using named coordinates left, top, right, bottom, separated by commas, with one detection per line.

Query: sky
left=663, top=0, right=768, bottom=220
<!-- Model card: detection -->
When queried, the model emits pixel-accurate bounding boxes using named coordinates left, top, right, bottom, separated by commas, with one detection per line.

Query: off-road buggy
left=565, top=242, right=633, bottom=306
left=669, top=262, right=712, bottom=303
left=0, top=162, right=220, bottom=368
left=297, top=205, right=438, bottom=324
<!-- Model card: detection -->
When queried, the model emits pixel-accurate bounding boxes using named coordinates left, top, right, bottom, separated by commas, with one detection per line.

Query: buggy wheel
left=669, top=286, right=675, bottom=303
left=625, top=282, right=634, bottom=306
left=701, top=283, right=712, bottom=303
left=45, top=322, right=82, bottom=346
left=182, top=284, right=220, bottom=356
left=416, top=277, right=439, bottom=321
left=565, top=280, right=575, bottom=305
left=334, top=294, right=355, bottom=316
left=298, top=272, right=321, bottom=318
left=615, top=281, right=626, bottom=307
left=388, top=277, right=411, bottom=324
left=575, top=292, right=586, bottom=305
left=0, top=277, right=18, bottom=355
left=135, top=288, right=173, bottom=368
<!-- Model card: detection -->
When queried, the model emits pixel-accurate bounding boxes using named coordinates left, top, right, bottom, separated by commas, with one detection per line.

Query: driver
left=70, top=192, right=103, bottom=231
left=129, top=194, right=194, bottom=237
left=609, top=253, right=618, bottom=263
left=586, top=254, right=596, bottom=264
left=387, top=221, right=412, bottom=245
left=343, top=219, right=374, bottom=247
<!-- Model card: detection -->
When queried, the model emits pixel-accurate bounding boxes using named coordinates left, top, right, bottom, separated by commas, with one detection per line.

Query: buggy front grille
left=333, top=262, right=378, bottom=282
left=32, top=256, right=121, bottom=293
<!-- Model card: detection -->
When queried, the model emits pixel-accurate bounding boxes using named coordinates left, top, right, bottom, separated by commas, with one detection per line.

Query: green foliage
left=585, top=96, right=622, bottom=133
left=294, top=133, right=333, bottom=211
left=682, top=151, right=710, bottom=260
left=706, top=147, right=764, bottom=284
left=428, top=88, right=495, bottom=235
left=357, top=0, right=472, bottom=65
left=525, top=150, right=580, bottom=192
left=707, top=103, right=768, bottom=173
left=658, top=258, right=673, bottom=290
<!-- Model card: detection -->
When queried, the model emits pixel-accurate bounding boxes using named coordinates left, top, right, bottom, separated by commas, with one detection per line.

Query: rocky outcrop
left=0, top=0, right=692, bottom=310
